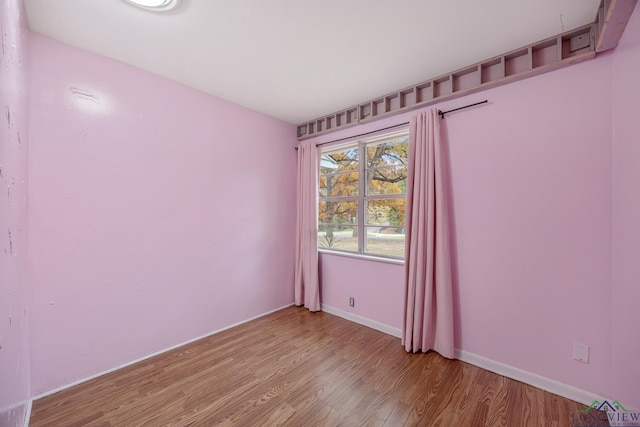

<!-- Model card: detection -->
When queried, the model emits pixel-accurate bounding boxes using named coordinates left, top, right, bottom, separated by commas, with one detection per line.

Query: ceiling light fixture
left=121, top=0, right=181, bottom=12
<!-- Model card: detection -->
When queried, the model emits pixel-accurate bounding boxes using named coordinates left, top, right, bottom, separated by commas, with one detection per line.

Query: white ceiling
left=25, top=0, right=601, bottom=125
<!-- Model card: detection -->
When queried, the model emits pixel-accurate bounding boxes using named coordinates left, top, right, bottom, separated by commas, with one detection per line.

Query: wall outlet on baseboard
left=349, top=297, right=355, bottom=307
left=573, top=343, right=590, bottom=363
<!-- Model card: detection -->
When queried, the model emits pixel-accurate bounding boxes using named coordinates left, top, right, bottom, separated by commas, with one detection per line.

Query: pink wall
left=447, top=58, right=612, bottom=397
left=27, top=34, right=297, bottom=395
left=0, top=0, right=31, bottom=425
left=7, top=2, right=638, bottom=411
left=319, top=254, right=404, bottom=330
left=612, top=5, right=640, bottom=410
left=313, top=53, right=615, bottom=397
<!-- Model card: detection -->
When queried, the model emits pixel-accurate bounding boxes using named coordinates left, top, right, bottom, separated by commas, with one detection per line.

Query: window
left=318, top=131, right=408, bottom=260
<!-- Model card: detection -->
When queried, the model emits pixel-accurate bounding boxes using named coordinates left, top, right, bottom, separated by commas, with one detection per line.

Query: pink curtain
left=294, top=143, right=321, bottom=312
left=402, top=109, right=455, bottom=358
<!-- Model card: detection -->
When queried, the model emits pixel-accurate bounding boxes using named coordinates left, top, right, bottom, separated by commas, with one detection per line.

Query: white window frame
left=318, top=130, right=408, bottom=262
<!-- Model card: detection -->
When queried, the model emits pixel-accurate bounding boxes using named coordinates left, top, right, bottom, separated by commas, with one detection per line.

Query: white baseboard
left=30, top=302, right=607, bottom=413
left=455, top=349, right=608, bottom=407
left=32, top=303, right=294, bottom=401
left=321, top=304, right=402, bottom=338
left=23, top=399, right=32, bottom=427
left=319, top=305, right=606, bottom=407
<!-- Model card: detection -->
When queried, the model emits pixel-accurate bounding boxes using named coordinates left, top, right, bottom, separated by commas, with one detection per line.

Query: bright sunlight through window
left=318, top=131, right=408, bottom=260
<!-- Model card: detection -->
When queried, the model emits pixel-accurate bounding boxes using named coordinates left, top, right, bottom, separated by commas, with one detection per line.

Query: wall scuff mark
left=70, top=87, right=100, bottom=104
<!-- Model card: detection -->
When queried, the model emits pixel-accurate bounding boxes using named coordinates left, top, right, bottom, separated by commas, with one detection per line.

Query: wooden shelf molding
left=297, top=0, right=637, bottom=140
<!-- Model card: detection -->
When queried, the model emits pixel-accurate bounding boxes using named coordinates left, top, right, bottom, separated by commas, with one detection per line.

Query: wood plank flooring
left=30, top=307, right=604, bottom=426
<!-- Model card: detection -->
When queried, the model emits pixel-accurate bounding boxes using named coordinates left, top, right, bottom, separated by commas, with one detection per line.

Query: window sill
left=318, top=249, right=405, bottom=266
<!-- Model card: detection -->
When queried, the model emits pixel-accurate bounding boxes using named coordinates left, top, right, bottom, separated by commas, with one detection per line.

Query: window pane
left=319, top=172, right=358, bottom=197
left=318, top=225, right=358, bottom=252
left=317, top=135, right=408, bottom=259
left=366, top=166, right=407, bottom=195
left=366, top=198, right=405, bottom=227
left=365, top=226, right=405, bottom=258
left=366, top=137, right=408, bottom=167
left=320, top=148, right=359, bottom=175
left=319, top=200, right=358, bottom=224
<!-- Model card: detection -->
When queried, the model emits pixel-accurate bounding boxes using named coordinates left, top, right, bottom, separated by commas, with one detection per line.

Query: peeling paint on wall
left=0, top=0, right=31, bottom=422
left=8, top=229, right=13, bottom=255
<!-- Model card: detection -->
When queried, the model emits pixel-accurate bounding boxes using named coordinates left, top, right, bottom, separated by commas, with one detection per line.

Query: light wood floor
left=30, top=306, right=602, bottom=426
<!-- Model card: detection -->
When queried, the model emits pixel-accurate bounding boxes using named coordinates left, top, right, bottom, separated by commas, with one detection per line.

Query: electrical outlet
left=349, top=297, right=355, bottom=307
left=573, top=343, right=590, bottom=363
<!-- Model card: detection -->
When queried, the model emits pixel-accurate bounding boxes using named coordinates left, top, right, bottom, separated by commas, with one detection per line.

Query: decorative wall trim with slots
left=297, top=24, right=594, bottom=139
left=595, top=0, right=638, bottom=52
left=297, top=0, right=637, bottom=140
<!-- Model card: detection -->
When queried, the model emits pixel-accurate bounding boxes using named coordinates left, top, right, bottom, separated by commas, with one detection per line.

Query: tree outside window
left=318, top=133, right=408, bottom=259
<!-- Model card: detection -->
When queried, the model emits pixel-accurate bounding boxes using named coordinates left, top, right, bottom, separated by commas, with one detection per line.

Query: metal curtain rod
left=314, top=122, right=409, bottom=148
left=295, top=99, right=489, bottom=149
left=437, top=100, right=488, bottom=119
left=293, top=122, right=409, bottom=150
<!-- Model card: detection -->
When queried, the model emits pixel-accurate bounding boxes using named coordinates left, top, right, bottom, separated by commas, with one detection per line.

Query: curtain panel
left=294, top=143, right=321, bottom=312
left=402, top=109, right=455, bottom=358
